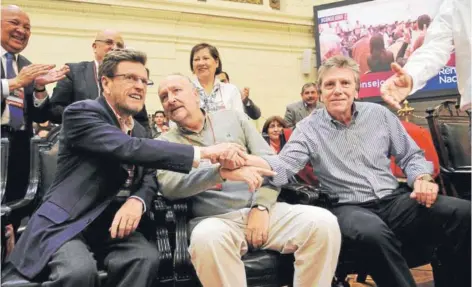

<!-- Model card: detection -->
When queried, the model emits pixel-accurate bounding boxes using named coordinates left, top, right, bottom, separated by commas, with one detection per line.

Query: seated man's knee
left=58, top=257, right=98, bottom=283
left=130, top=243, right=160, bottom=271
left=299, top=206, right=341, bottom=240
left=354, top=221, right=394, bottom=247
left=190, top=219, right=235, bottom=254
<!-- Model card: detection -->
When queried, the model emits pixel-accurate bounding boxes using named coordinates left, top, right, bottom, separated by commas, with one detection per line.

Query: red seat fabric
left=390, top=121, right=440, bottom=179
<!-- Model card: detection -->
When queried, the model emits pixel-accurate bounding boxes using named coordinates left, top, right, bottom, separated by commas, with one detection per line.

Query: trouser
left=41, top=201, right=160, bottom=287
left=331, top=187, right=471, bottom=287
left=189, top=202, right=341, bottom=287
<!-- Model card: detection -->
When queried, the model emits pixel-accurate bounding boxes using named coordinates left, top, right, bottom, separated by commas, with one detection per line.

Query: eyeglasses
left=95, top=39, right=125, bottom=49
left=112, top=74, right=154, bottom=86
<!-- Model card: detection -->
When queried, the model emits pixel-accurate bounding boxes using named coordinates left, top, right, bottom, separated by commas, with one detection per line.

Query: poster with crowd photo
left=313, top=0, right=458, bottom=100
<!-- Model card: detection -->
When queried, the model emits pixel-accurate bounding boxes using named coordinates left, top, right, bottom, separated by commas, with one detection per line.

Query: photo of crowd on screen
left=315, top=0, right=457, bottom=99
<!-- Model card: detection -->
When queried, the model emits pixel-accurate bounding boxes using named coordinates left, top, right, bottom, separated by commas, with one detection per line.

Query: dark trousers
left=40, top=202, right=160, bottom=287
left=332, top=187, right=471, bottom=287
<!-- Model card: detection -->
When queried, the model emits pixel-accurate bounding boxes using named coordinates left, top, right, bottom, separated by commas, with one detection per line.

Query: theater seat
left=390, top=121, right=440, bottom=179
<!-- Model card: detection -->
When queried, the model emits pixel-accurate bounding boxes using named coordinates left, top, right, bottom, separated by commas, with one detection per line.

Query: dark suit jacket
left=10, top=96, right=194, bottom=279
left=1, top=54, right=49, bottom=203
left=284, top=100, right=324, bottom=128
left=47, top=61, right=150, bottom=134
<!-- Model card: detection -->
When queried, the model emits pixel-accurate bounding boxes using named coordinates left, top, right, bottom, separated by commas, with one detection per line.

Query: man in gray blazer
left=284, top=82, right=323, bottom=128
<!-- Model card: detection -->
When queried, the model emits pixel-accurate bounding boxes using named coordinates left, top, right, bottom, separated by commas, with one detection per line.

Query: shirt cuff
left=129, top=195, right=146, bottom=213
left=1, top=79, right=9, bottom=99
left=33, top=91, right=48, bottom=107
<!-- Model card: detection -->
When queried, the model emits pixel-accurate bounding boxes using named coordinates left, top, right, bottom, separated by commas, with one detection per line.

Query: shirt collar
left=177, top=109, right=208, bottom=135
left=1, top=47, right=17, bottom=60
left=323, top=102, right=359, bottom=126
left=94, top=60, right=99, bottom=77
left=192, top=76, right=221, bottom=92
left=104, top=97, right=135, bottom=133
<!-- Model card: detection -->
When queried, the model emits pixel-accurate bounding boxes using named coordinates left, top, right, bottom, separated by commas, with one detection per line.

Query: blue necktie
left=5, top=52, right=24, bottom=130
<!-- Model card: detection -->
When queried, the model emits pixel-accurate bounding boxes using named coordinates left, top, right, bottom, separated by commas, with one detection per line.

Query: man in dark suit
left=1, top=5, right=69, bottom=204
left=284, top=82, right=323, bottom=128
left=217, top=71, right=261, bottom=120
left=46, top=29, right=150, bottom=133
left=9, top=49, right=248, bottom=287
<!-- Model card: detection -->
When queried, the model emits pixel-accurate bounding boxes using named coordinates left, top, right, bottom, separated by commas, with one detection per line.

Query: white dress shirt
left=404, top=0, right=471, bottom=110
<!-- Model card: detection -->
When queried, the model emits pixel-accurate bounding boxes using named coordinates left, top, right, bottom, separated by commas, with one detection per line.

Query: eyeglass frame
left=110, top=73, right=154, bottom=86
left=95, top=39, right=125, bottom=49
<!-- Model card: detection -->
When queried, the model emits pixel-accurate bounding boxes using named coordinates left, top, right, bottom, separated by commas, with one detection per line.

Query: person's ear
left=101, top=76, right=111, bottom=95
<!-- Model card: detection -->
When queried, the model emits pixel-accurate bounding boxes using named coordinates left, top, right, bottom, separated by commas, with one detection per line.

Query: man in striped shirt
left=261, top=56, right=470, bottom=287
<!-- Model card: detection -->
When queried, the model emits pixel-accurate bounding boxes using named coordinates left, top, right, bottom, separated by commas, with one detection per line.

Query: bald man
left=1, top=5, right=68, bottom=204
left=47, top=30, right=150, bottom=133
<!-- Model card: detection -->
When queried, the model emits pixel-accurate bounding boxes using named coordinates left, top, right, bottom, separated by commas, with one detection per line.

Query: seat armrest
left=151, top=195, right=174, bottom=283
left=171, top=200, right=197, bottom=285
left=279, top=183, right=339, bottom=208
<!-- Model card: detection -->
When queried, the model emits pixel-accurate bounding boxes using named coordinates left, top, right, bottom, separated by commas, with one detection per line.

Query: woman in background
left=262, top=116, right=288, bottom=154
left=190, top=43, right=244, bottom=114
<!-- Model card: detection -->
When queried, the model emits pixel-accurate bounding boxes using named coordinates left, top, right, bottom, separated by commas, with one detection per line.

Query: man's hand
left=241, top=87, right=250, bottom=102
left=380, top=62, right=413, bottom=109
left=11, top=64, right=56, bottom=90
left=201, top=143, right=247, bottom=169
left=410, top=175, right=439, bottom=208
left=245, top=207, right=269, bottom=249
left=109, top=197, right=143, bottom=239
left=35, top=65, right=70, bottom=87
left=219, top=166, right=276, bottom=192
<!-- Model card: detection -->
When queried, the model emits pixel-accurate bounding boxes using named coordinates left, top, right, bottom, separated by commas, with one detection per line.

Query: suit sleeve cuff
left=129, top=196, right=146, bottom=214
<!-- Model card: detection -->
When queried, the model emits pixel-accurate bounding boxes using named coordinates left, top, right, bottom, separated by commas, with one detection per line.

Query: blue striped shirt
left=264, top=102, right=433, bottom=204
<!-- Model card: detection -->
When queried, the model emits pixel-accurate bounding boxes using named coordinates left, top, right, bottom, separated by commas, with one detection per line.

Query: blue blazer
left=9, top=97, right=194, bottom=279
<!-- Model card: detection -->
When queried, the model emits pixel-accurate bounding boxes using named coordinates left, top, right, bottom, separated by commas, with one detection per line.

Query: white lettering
left=439, top=75, right=457, bottom=84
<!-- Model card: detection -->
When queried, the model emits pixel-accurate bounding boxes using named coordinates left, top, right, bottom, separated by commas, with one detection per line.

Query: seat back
left=426, top=100, right=471, bottom=170
left=390, top=121, right=440, bottom=179
left=1, top=138, right=9, bottom=202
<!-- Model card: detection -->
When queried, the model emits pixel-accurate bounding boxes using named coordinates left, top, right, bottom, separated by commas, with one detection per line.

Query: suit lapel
left=84, top=61, right=99, bottom=99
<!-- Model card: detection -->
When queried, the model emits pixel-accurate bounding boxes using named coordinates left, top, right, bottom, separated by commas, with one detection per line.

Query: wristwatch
left=254, top=205, right=267, bottom=211
left=34, top=86, right=46, bottom=92
left=416, top=174, right=434, bottom=183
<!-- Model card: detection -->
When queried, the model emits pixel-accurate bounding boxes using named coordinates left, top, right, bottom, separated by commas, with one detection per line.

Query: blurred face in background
left=267, top=120, right=284, bottom=142
left=301, top=85, right=319, bottom=106
left=154, top=113, right=166, bottom=126
left=93, top=30, right=125, bottom=63
left=192, top=48, right=219, bottom=81
left=217, top=72, right=229, bottom=83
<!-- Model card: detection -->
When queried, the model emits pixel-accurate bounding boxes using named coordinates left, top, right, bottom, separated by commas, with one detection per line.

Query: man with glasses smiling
left=45, top=29, right=150, bottom=134
left=9, top=49, right=248, bottom=287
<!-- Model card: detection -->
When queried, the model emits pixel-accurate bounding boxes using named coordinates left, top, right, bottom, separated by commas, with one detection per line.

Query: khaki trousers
left=189, top=202, right=341, bottom=287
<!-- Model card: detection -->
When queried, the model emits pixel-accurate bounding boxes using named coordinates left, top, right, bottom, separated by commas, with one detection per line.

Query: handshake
left=199, top=143, right=276, bottom=192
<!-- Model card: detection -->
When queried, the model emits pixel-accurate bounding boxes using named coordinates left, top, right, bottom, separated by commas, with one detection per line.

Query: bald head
left=1, top=5, right=31, bottom=53
left=92, top=29, right=124, bottom=63
left=158, top=74, right=200, bottom=125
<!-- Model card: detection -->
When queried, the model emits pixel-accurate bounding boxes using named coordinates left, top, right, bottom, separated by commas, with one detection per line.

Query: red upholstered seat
left=390, top=121, right=440, bottom=179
